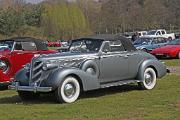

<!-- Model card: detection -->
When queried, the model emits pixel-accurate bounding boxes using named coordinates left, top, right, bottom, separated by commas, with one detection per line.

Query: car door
left=11, top=41, right=38, bottom=74
left=99, top=40, right=129, bottom=83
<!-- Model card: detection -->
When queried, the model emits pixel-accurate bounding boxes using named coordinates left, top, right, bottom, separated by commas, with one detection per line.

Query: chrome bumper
left=9, top=82, right=52, bottom=93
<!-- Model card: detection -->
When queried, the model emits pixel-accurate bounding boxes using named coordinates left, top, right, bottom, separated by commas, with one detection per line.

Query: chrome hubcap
left=64, top=83, right=76, bottom=98
left=145, top=72, right=153, bottom=86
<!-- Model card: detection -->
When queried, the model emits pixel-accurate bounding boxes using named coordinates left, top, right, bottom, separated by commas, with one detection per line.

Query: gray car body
left=13, top=35, right=167, bottom=92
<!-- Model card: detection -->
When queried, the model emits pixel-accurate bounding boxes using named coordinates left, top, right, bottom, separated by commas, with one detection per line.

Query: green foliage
left=0, top=8, right=25, bottom=36
left=42, top=3, right=91, bottom=40
left=24, top=5, right=44, bottom=27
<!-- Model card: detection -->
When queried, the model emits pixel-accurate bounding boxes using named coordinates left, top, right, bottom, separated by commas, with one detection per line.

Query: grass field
left=162, top=59, right=180, bottom=66
left=0, top=74, right=179, bottom=120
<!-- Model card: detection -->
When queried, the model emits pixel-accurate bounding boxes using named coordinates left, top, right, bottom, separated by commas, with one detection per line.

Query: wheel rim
left=64, top=83, right=76, bottom=98
left=144, top=72, right=153, bottom=86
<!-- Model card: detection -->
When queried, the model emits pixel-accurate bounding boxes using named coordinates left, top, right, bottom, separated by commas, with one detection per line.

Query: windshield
left=133, top=38, right=151, bottom=45
left=0, top=41, right=14, bottom=51
left=168, top=40, right=180, bottom=45
left=69, top=39, right=103, bottom=53
left=147, top=30, right=156, bottom=35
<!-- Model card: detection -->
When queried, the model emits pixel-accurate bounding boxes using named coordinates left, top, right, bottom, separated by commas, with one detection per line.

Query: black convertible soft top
left=81, top=34, right=136, bottom=51
left=1, top=37, right=48, bottom=50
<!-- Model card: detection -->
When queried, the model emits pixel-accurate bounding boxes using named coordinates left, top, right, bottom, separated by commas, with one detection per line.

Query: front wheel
left=55, top=77, right=80, bottom=103
left=138, top=68, right=157, bottom=90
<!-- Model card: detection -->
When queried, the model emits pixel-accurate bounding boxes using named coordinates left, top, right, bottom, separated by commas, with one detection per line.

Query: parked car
left=134, top=36, right=168, bottom=52
left=0, top=37, right=57, bottom=85
left=137, top=31, right=148, bottom=37
left=150, top=39, right=180, bottom=59
left=143, top=29, right=175, bottom=40
left=47, top=41, right=61, bottom=47
left=9, top=35, right=167, bottom=103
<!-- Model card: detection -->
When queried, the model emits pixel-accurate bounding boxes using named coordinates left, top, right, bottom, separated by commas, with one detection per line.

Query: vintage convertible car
left=0, top=37, right=57, bottom=85
left=150, top=39, right=180, bottom=58
left=10, top=35, right=167, bottom=103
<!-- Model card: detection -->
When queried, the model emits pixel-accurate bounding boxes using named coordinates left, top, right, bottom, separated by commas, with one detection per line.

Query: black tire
left=55, top=76, right=80, bottom=103
left=18, top=91, right=40, bottom=101
left=138, top=68, right=157, bottom=90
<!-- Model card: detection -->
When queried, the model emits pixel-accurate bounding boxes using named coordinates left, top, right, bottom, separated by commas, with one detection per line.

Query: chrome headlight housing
left=42, top=60, right=59, bottom=71
left=0, top=60, right=9, bottom=72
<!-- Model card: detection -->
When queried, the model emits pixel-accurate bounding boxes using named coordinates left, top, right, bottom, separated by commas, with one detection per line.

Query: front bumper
left=9, top=82, right=52, bottom=93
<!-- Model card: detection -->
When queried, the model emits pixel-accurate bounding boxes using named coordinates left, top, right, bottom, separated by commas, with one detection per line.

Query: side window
left=21, top=42, right=37, bottom=51
left=109, top=40, right=125, bottom=52
left=14, top=42, right=22, bottom=50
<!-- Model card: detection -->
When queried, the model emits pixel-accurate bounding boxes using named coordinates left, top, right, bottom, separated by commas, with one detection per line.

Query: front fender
left=14, top=68, right=29, bottom=86
left=45, top=68, right=100, bottom=91
left=137, top=59, right=167, bottom=81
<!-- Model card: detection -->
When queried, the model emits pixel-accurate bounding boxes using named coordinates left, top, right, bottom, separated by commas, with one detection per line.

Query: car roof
left=0, top=37, right=48, bottom=50
left=76, top=34, right=137, bottom=51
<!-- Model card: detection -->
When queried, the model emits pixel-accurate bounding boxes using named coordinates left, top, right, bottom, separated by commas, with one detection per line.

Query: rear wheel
left=138, top=68, right=157, bottom=90
left=18, top=91, right=40, bottom=101
left=55, top=77, right=80, bottom=103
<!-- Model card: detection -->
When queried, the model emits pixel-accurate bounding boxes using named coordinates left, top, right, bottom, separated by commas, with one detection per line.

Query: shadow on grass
left=0, top=86, right=8, bottom=91
left=0, top=84, right=139, bottom=104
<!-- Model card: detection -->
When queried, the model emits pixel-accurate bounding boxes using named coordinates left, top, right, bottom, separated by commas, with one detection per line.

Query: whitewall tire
left=55, top=77, right=80, bottom=103
left=139, top=68, right=157, bottom=90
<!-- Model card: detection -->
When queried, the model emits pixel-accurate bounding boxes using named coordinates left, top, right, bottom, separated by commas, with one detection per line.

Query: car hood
left=35, top=52, right=98, bottom=62
left=135, top=44, right=152, bottom=49
left=151, top=45, right=180, bottom=53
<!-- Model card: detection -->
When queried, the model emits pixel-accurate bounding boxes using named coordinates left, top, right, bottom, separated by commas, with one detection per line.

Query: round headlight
left=42, top=64, right=48, bottom=71
left=0, top=60, right=9, bottom=72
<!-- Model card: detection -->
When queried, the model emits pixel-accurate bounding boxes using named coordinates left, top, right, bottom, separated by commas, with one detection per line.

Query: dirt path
left=168, top=66, right=180, bottom=75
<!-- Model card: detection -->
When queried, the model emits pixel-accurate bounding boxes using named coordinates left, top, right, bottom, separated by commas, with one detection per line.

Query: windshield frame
left=133, top=38, right=152, bottom=45
left=68, top=38, right=104, bottom=53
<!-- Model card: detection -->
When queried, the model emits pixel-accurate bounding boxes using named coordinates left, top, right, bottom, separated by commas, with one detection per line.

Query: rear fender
left=137, top=59, right=167, bottom=81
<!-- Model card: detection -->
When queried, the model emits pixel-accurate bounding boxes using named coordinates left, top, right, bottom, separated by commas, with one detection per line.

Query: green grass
left=0, top=74, right=179, bottom=120
left=162, top=59, right=180, bottom=66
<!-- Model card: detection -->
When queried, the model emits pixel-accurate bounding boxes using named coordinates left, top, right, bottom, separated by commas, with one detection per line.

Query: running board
left=100, top=80, right=140, bottom=88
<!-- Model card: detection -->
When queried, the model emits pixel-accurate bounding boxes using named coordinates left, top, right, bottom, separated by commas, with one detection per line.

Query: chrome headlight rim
left=0, top=60, right=9, bottom=73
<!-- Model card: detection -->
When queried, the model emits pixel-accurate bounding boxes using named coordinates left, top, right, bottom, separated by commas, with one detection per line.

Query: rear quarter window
left=21, top=42, right=37, bottom=51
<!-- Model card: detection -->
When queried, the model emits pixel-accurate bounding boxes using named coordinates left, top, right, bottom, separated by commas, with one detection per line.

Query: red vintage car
left=0, top=37, right=57, bottom=85
left=150, top=39, right=180, bottom=58
left=47, top=41, right=61, bottom=47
